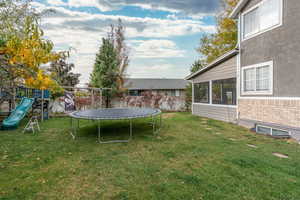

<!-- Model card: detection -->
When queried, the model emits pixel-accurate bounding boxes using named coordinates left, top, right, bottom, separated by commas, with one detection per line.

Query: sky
left=32, top=0, right=219, bottom=85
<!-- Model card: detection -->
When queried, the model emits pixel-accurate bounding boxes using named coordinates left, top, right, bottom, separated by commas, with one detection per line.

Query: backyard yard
left=1, top=113, right=300, bottom=200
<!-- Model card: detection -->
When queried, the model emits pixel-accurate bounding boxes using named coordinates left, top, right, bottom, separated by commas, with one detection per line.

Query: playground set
left=0, top=86, right=50, bottom=130
left=0, top=86, right=106, bottom=131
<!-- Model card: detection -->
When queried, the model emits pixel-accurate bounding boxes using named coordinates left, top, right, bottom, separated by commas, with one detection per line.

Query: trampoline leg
left=70, top=118, right=76, bottom=139
left=97, top=120, right=101, bottom=143
left=129, top=119, right=133, bottom=140
left=153, top=113, right=162, bottom=135
left=98, top=119, right=132, bottom=144
left=152, top=115, right=155, bottom=135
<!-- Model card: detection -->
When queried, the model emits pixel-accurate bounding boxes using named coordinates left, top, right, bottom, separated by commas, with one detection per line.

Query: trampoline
left=69, top=108, right=162, bottom=143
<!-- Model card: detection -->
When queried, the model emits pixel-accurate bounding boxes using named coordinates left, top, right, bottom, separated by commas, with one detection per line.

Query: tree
left=197, top=0, right=239, bottom=65
left=108, top=19, right=130, bottom=90
left=1, top=17, right=63, bottom=91
left=48, top=55, right=81, bottom=87
left=90, top=38, right=120, bottom=107
left=0, top=0, right=64, bottom=94
left=190, top=60, right=204, bottom=73
left=185, top=60, right=205, bottom=111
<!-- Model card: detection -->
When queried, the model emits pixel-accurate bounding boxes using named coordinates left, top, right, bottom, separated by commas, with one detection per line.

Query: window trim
left=212, top=78, right=237, bottom=106
left=241, top=0, right=283, bottom=41
left=256, top=124, right=291, bottom=136
left=192, top=78, right=237, bottom=108
left=193, top=81, right=210, bottom=104
left=241, top=61, right=273, bottom=95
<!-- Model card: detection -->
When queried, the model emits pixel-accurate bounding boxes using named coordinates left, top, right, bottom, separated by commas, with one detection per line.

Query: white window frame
left=241, top=61, right=273, bottom=95
left=241, top=0, right=283, bottom=41
left=256, top=125, right=291, bottom=136
left=192, top=79, right=237, bottom=108
left=175, top=90, right=180, bottom=97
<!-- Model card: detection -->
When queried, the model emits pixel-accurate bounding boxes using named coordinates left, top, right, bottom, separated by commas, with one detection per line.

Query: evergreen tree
left=90, top=38, right=120, bottom=107
left=48, top=55, right=80, bottom=87
left=185, top=60, right=205, bottom=111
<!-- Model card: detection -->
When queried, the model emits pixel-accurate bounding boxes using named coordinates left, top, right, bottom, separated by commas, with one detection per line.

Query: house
left=117, top=78, right=189, bottom=111
left=124, top=78, right=188, bottom=97
left=186, top=0, right=300, bottom=139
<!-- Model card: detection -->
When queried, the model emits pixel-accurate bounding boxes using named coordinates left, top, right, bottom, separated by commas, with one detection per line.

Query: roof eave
left=229, top=0, right=250, bottom=19
left=185, top=49, right=239, bottom=80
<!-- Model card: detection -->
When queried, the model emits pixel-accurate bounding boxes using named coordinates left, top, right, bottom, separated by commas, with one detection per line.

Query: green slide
left=1, top=97, right=34, bottom=129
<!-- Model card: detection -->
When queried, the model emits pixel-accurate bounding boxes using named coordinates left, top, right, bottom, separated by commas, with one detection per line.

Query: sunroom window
left=193, top=82, right=209, bottom=103
left=212, top=78, right=236, bottom=105
left=243, top=0, right=282, bottom=40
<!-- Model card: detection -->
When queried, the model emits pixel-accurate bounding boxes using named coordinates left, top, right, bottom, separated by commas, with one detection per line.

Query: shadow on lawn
left=76, top=119, right=157, bottom=142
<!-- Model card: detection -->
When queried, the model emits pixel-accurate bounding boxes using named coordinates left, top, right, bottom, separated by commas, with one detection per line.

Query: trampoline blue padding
left=69, top=108, right=161, bottom=120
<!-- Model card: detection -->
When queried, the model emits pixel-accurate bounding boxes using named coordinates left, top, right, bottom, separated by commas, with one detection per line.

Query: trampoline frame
left=69, top=108, right=162, bottom=144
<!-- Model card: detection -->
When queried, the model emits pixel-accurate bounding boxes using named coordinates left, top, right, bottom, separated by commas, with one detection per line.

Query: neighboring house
left=115, top=78, right=188, bottom=111
left=124, top=78, right=188, bottom=97
left=186, top=0, right=300, bottom=139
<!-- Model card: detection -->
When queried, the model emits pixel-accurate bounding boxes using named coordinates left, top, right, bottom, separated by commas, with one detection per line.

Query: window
left=194, top=82, right=209, bottom=103
left=242, top=0, right=282, bottom=40
left=242, top=61, right=273, bottom=95
left=256, top=125, right=291, bottom=137
left=170, top=90, right=176, bottom=96
left=175, top=90, right=180, bottom=97
left=212, top=78, right=236, bottom=105
left=129, top=90, right=141, bottom=96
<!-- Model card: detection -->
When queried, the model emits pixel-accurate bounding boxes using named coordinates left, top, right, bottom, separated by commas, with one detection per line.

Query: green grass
left=0, top=113, right=300, bottom=200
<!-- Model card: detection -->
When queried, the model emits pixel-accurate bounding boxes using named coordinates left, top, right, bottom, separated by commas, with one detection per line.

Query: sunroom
left=185, top=50, right=238, bottom=123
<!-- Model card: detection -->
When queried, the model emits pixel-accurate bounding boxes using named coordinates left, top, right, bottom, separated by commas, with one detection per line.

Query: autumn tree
left=108, top=19, right=130, bottom=90
left=0, top=0, right=64, bottom=94
left=197, top=0, right=239, bottom=65
left=90, top=38, right=119, bottom=107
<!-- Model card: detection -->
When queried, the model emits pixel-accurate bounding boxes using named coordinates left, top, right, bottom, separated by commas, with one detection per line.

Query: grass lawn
left=1, top=112, right=300, bottom=200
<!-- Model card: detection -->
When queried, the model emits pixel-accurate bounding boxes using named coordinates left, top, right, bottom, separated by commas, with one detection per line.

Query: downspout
left=236, top=12, right=242, bottom=124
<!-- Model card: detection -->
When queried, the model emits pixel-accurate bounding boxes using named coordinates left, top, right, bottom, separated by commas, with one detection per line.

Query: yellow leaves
left=25, top=69, right=61, bottom=92
left=2, top=16, right=65, bottom=93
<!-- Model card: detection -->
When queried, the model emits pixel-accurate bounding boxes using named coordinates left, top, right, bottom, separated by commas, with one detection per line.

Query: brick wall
left=238, top=99, right=300, bottom=128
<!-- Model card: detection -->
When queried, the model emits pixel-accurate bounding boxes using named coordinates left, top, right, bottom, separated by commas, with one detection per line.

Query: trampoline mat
left=69, top=108, right=161, bottom=120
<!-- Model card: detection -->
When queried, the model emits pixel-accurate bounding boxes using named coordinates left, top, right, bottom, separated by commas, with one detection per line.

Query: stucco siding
left=192, top=104, right=237, bottom=123
left=193, top=56, right=237, bottom=83
left=240, top=0, right=300, bottom=97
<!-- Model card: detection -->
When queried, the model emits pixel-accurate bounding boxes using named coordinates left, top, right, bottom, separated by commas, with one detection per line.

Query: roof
left=124, top=79, right=188, bottom=90
left=185, top=49, right=239, bottom=80
left=229, top=0, right=250, bottom=18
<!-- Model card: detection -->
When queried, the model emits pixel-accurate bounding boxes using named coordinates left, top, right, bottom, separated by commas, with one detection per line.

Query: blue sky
left=33, top=0, right=219, bottom=84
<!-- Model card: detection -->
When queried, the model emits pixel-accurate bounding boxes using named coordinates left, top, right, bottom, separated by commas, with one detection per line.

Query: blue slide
left=1, top=97, right=34, bottom=129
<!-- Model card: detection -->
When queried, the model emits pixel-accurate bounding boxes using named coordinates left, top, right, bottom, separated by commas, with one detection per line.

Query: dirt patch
left=162, top=113, right=177, bottom=119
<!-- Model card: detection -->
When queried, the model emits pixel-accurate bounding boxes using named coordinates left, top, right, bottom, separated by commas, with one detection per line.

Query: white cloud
left=30, top=3, right=215, bottom=84
left=130, top=40, right=185, bottom=58
left=47, top=0, right=67, bottom=6
left=127, top=63, right=190, bottom=79
left=47, top=0, right=220, bottom=15
left=38, top=6, right=216, bottom=38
